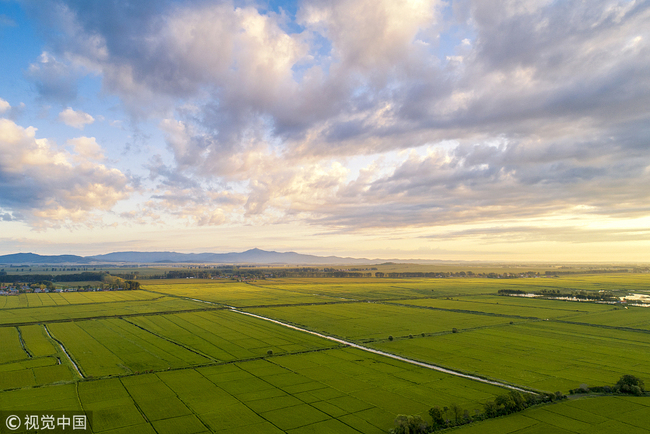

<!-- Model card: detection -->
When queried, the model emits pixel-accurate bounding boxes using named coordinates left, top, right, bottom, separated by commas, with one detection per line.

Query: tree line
left=569, top=375, right=645, bottom=396
left=0, top=271, right=139, bottom=291
left=391, top=390, right=566, bottom=433
left=498, top=288, right=617, bottom=301
left=390, top=375, right=645, bottom=433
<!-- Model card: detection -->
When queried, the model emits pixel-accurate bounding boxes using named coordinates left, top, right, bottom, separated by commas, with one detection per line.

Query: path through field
left=225, top=305, right=533, bottom=394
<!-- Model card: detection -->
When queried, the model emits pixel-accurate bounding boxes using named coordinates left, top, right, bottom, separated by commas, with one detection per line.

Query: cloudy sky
left=0, top=0, right=649, bottom=262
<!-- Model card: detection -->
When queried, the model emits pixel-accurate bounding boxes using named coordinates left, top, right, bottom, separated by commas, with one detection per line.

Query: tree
left=390, top=415, right=428, bottom=434
left=508, top=390, right=526, bottom=411
left=483, top=400, right=497, bottom=418
left=495, top=394, right=514, bottom=414
left=616, top=375, right=645, bottom=394
left=428, top=406, right=445, bottom=428
left=449, top=403, right=463, bottom=424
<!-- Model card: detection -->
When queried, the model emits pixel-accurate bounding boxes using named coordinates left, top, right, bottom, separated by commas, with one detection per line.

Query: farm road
left=225, top=306, right=534, bottom=394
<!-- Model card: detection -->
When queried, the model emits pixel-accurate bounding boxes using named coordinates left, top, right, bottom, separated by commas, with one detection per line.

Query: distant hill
left=87, top=248, right=373, bottom=265
left=0, top=249, right=374, bottom=265
left=0, top=253, right=91, bottom=264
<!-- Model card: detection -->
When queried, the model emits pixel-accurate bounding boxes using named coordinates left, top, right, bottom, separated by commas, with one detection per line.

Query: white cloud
left=0, top=118, right=131, bottom=227
left=0, top=98, right=9, bottom=113
left=24, top=0, right=650, bottom=238
left=67, top=136, right=104, bottom=160
left=58, top=107, right=95, bottom=129
left=26, top=52, right=80, bottom=103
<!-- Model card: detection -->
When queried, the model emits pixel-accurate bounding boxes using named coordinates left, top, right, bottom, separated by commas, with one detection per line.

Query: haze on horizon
left=0, top=0, right=649, bottom=263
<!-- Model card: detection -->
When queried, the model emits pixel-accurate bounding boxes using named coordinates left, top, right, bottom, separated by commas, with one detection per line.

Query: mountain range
left=0, top=249, right=378, bottom=265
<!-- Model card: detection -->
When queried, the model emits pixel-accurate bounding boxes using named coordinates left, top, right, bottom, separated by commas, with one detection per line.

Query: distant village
left=0, top=283, right=133, bottom=295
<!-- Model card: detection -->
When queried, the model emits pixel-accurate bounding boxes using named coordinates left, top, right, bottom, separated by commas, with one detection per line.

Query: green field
left=0, top=348, right=504, bottom=434
left=1, top=274, right=649, bottom=433
left=451, top=396, right=650, bottom=433
left=248, top=302, right=512, bottom=341
left=369, top=321, right=650, bottom=392
left=0, top=295, right=207, bottom=325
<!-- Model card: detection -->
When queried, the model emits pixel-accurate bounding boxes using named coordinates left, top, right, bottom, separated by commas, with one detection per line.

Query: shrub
left=390, top=415, right=428, bottom=434
left=616, top=375, right=645, bottom=393
left=388, top=335, right=394, bottom=341
left=429, top=406, right=445, bottom=427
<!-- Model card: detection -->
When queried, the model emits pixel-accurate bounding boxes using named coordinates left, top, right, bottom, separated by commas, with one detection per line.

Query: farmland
left=451, top=395, right=650, bottom=434
left=1, top=273, right=649, bottom=432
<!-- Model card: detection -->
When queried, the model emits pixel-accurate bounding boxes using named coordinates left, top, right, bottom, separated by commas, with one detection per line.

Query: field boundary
left=15, top=326, right=33, bottom=358
left=43, top=324, right=85, bottom=378
left=231, top=308, right=536, bottom=394
left=0, top=306, right=228, bottom=328
left=121, top=317, right=216, bottom=361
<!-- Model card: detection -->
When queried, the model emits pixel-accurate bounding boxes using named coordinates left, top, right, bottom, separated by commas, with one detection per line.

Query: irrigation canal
left=219, top=305, right=534, bottom=394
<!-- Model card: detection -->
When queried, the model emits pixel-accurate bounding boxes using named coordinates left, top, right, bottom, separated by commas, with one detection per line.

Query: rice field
left=1, top=274, right=649, bottom=432
left=248, top=302, right=512, bottom=341
left=369, top=320, right=650, bottom=392
left=1, top=348, right=505, bottom=433
left=0, top=295, right=207, bottom=325
left=451, top=396, right=650, bottom=433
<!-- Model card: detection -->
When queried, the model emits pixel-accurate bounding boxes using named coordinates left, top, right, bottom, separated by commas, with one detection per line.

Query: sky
left=0, top=0, right=649, bottom=262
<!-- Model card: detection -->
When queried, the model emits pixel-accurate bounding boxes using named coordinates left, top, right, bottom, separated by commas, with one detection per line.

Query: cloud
left=26, top=52, right=81, bottom=103
left=0, top=118, right=131, bottom=227
left=58, top=107, right=95, bottom=129
left=0, top=98, right=9, bottom=114
left=22, top=0, right=650, bottom=236
left=67, top=136, right=104, bottom=160
left=421, top=225, right=650, bottom=244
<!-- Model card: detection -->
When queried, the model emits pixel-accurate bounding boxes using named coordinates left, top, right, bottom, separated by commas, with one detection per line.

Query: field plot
left=249, top=274, right=650, bottom=301
left=248, top=302, right=511, bottom=341
left=397, top=295, right=614, bottom=319
left=370, top=321, right=650, bottom=392
left=0, top=357, right=76, bottom=390
left=1, top=275, right=649, bottom=433
left=144, top=280, right=336, bottom=306
left=1, top=289, right=187, bottom=310
left=0, top=383, right=82, bottom=412
left=559, top=306, right=650, bottom=330
left=452, top=396, right=650, bottom=434
left=47, top=310, right=336, bottom=377
left=0, top=327, right=29, bottom=363
left=249, top=278, right=449, bottom=300
left=47, top=319, right=209, bottom=377
left=25, top=347, right=504, bottom=433
left=1, top=293, right=28, bottom=308
left=18, top=324, right=59, bottom=357
left=0, top=295, right=205, bottom=325
left=0, top=324, right=76, bottom=390
left=128, top=310, right=335, bottom=361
